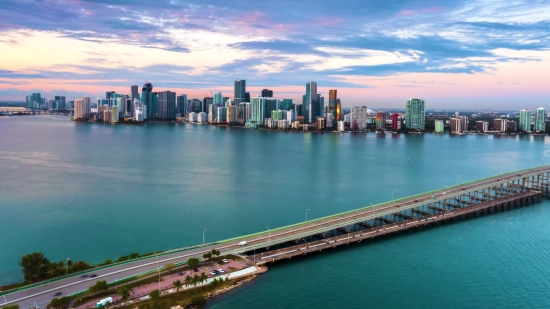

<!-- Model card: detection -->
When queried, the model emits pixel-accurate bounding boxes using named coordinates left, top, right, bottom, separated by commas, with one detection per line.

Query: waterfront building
left=405, top=98, right=425, bottom=130
left=54, top=96, right=66, bottom=109
left=317, top=117, right=325, bottom=130
left=350, top=106, right=368, bottom=130
left=435, top=120, right=444, bottom=133
left=177, top=94, right=187, bottom=117
left=111, top=106, right=119, bottom=123
left=227, top=105, right=237, bottom=124
left=327, top=90, right=337, bottom=128
left=450, top=118, right=463, bottom=133
left=519, top=109, right=531, bottom=131
left=375, top=111, right=386, bottom=130
left=459, top=116, right=469, bottom=131
left=535, top=107, right=546, bottom=132
left=234, top=80, right=246, bottom=104
left=157, top=91, right=176, bottom=120
left=271, top=109, right=284, bottom=121
left=238, top=102, right=250, bottom=124
left=337, top=121, right=345, bottom=132
left=336, top=99, right=341, bottom=122
left=265, top=118, right=276, bottom=128
left=507, top=121, right=517, bottom=132
left=202, top=97, right=213, bottom=113
left=261, top=89, right=273, bottom=97
left=140, top=83, right=158, bottom=119
left=304, top=81, right=318, bottom=123
left=197, top=112, right=208, bottom=123
left=131, top=85, right=139, bottom=103
left=217, top=107, right=227, bottom=123
left=287, top=109, right=296, bottom=122
left=278, top=120, right=289, bottom=129
left=189, top=112, right=197, bottom=122
left=325, top=113, right=333, bottom=128
left=213, top=92, right=223, bottom=107
left=251, top=97, right=277, bottom=126
left=134, top=101, right=147, bottom=121
left=494, top=119, right=508, bottom=132
left=476, top=121, right=489, bottom=132
left=208, top=104, right=217, bottom=123
left=391, top=113, right=400, bottom=130
left=73, top=98, right=88, bottom=119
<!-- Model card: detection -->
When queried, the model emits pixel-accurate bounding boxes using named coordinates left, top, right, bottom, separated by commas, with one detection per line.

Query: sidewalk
left=74, top=259, right=251, bottom=309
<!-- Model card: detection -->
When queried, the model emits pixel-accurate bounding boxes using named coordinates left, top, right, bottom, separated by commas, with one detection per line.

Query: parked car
left=178, top=272, right=183, bottom=276
left=210, top=270, right=217, bottom=275
left=222, top=259, right=229, bottom=263
left=218, top=269, right=224, bottom=274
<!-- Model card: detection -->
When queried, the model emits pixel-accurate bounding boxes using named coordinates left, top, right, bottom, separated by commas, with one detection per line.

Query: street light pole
left=66, top=258, right=70, bottom=275
left=266, top=227, right=270, bottom=243
left=305, top=209, right=310, bottom=221
left=203, top=229, right=207, bottom=245
left=392, top=189, right=397, bottom=201
left=456, top=174, right=461, bottom=184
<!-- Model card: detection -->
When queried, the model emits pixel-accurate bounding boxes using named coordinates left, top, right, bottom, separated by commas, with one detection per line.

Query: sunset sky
left=0, top=0, right=549, bottom=109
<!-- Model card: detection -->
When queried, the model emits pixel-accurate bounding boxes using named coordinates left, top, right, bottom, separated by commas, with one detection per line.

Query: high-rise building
left=304, top=81, right=318, bottom=123
left=405, top=98, right=425, bottom=130
left=435, top=120, right=444, bottom=133
left=245, top=92, right=250, bottom=103
left=157, top=91, right=176, bottom=120
left=317, top=117, right=325, bottom=130
left=238, top=102, right=250, bottom=124
left=519, top=109, right=531, bottom=131
left=208, top=104, right=217, bottom=123
left=234, top=80, right=246, bottom=104
left=250, top=97, right=277, bottom=125
left=261, top=89, right=273, bottom=97
left=494, top=119, right=508, bottom=132
left=213, top=92, right=223, bottom=107
left=336, top=99, right=341, bottom=122
left=191, top=99, right=202, bottom=113
left=280, top=99, right=294, bottom=111
left=391, top=113, right=400, bottom=130
left=106, top=91, right=116, bottom=101
left=202, top=97, right=213, bottom=113
left=459, top=116, right=469, bottom=131
left=535, top=107, right=546, bottom=132
left=328, top=90, right=337, bottom=128
left=223, top=97, right=229, bottom=106
left=73, top=97, right=91, bottom=119
left=227, top=105, right=237, bottom=124
left=140, top=83, right=157, bottom=119
left=476, top=121, right=488, bottom=132
left=54, top=96, right=66, bottom=109
left=507, top=121, right=517, bottom=132
left=131, top=85, right=139, bottom=103
left=350, top=106, right=368, bottom=130
left=216, top=107, right=227, bottom=123
left=450, top=118, right=462, bottom=133
left=177, top=94, right=187, bottom=116
left=375, top=111, right=386, bottom=130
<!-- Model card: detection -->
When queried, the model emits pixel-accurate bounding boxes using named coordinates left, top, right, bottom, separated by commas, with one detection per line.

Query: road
left=2, top=166, right=547, bottom=309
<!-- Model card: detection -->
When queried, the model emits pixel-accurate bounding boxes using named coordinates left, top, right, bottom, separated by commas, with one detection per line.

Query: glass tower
left=234, top=80, right=246, bottom=104
left=405, top=98, right=425, bottom=130
left=519, top=109, right=531, bottom=132
left=535, top=107, right=545, bottom=132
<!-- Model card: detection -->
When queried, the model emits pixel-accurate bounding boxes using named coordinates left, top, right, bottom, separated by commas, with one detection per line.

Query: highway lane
left=4, top=166, right=548, bottom=308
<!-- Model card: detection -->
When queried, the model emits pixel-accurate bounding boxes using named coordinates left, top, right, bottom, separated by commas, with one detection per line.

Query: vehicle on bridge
left=238, top=241, right=247, bottom=246
left=96, top=297, right=113, bottom=308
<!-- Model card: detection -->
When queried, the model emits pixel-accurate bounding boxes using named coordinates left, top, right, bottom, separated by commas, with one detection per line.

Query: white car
left=218, top=269, right=225, bottom=273
left=238, top=241, right=247, bottom=246
left=222, top=259, right=229, bottom=263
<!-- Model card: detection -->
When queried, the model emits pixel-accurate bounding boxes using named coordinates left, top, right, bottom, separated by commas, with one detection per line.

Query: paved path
left=3, top=167, right=547, bottom=309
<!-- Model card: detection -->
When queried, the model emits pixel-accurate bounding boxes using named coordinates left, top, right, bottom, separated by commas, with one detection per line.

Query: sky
left=0, top=0, right=549, bottom=109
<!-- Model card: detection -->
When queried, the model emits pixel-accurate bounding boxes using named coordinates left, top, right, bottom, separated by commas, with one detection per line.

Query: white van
left=96, top=297, right=113, bottom=308
left=238, top=241, right=247, bottom=246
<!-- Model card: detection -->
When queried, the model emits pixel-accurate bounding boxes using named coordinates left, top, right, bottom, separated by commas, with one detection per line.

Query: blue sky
left=0, top=0, right=549, bottom=109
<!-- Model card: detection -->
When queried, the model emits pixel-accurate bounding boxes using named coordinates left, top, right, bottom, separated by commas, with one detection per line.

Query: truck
left=96, top=297, right=113, bottom=308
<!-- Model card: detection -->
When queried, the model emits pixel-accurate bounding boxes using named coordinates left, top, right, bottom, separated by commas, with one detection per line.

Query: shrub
left=190, top=295, right=206, bottom=306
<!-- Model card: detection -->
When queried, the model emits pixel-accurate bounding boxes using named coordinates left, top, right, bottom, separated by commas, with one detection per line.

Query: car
left=90, top=274, right=97, bottom=278
left=222, top=259, right=229, bottom=263
left=54, top=292, right=62, bottom=297
left=80, top=274, right=89, bottom=278
left=178, top=272, right=183, bottom=276
left=218, top=269, right=224, bottom=273
left=194, top=268, right=199, bottom=272
left=238, top=241, right=247, bottom=246
left=209, top=270, right=217, bottom=275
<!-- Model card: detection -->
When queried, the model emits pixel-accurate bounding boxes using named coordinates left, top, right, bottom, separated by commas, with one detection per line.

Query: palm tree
left=199, top=273, right=208, bottom=287
left=172, top=280, right=183, bottom=293
left=47, top=266, right=56, bottom=278
left=192, top=274, right=200, bottom=288
left=184, top=275, right=193, bottom=289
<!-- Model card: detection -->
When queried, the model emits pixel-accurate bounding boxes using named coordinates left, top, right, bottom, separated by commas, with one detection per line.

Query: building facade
left=535, top=107, right=546, bottom=132
left=405, top=98, right=425, bottom=130
left=519, top=109, right=531, bottom=131
left=157, top=91, right=176, bottom=120
left=350, top=106, right=368, bottom=130
left=234, top=80, right=246, bottom=104
left=435, top=120, right=444, bottom=133
left=375, top=111, right=386, bottom=130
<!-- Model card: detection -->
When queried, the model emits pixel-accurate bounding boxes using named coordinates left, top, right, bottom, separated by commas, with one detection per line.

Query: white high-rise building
left=189, top=112, right=198, bottom=122
left=350, top=106, right=368, bottom=130
left=197, top=112, right=208, bottom=123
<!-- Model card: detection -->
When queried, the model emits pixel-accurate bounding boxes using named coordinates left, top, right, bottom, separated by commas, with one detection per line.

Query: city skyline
left=0, top=0, right=549, bottom=109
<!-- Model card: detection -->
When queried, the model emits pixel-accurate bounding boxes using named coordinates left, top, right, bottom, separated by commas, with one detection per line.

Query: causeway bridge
left=2, top=166, right=549, bottom=309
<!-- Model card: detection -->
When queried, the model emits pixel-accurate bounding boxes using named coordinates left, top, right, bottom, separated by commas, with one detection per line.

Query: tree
left=172, top=280, right=183, bottom=293
left=211, top=278, right=218, bottom=288
left=116, top=255, right=129, bottom=262
left=117, top=284, right=133, bottom=301
left=49, top=297, right=69, bottom=309
left=192, top=274, right=200, bottom=287
left=19, top=252, right=49, bottom=282
left=184, top=275, right=193, bottom=289
left=89, top=280, right=108, bottom=293
left=2, top=305, right=20, bottom=309
left=149, top=289, right=161, bottom=302
left=211, top=249, right=220, bottom=257
left=71, top=261, right=91, bottom=272
left=199, top=273, right=208, bottom=287
left=190, top=295, right=206, bottom=306
left=187, top=258, right=199, bottom=269
left=129, top=252, right=139, bottom=259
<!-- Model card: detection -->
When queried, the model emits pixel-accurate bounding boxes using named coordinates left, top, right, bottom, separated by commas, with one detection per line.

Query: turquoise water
left=1, top=116, right=549, bottom=308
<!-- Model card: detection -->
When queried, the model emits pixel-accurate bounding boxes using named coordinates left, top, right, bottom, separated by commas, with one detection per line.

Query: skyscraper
left=250, top=97, right=277, bottom=125
left=519, top=109, right=531, bottom=131
left=202, top=97, right=213, bottom=113
left=54, top=96, right=66, bottom=109
left=391, top=113, right=400, bottom=130
left=177, top=94, right=187, bottom=116
left=328, top=90, right=337, bottom=127
left=213, top=92, right=223, bottom=106
left=336, top=99, right=341, bottom=122
left=234, top=80, right=246, bottom=104
left=157, top=91, right=176, bottom=120
left=535, top=107, right=546, bottom=132
left=375, top=111, right=386, bottom=130
left=131, top=85, right=139, bottom=103
left=304, top=81, right=319, bottom=123
left=405, top=98, right=425, bottom=130
left=350, top=106, right=368, bottom=130
left=106, top=91, right=115, bottom=101
left=261, top=89, right=273, bottom=97
left=140, top=83, right=157, bottom=119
